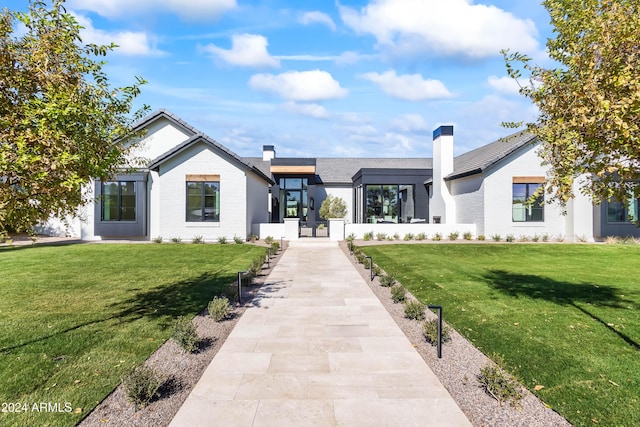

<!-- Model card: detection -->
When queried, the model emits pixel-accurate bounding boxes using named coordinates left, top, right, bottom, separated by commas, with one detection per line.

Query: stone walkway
left=169, top=239, right=471, bottom=426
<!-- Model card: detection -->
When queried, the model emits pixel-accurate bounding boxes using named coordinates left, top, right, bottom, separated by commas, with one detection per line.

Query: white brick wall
left=155, top=142, right=249, bottom=242
left=481, top=144, right=565, bottom=239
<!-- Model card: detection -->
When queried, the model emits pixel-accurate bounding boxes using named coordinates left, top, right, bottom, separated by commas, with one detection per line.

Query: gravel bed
left=341, top=240, right=571, bottom=427
left=78, top=244, right=286, bottom=427
left=53, top=237, right=571, bottom=426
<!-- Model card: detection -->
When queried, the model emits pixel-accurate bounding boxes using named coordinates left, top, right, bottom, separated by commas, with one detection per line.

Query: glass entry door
left=279, top=178, right=308, bottom=221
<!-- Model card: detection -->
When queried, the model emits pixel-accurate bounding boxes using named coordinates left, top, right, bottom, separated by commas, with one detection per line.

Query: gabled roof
left=243, top=157, right=433, bottom=184
left=130, top=109, right=199, bottom=137
left=145, top=122, right=274, bottom=185
left=446, top=130, right=537, bottom=181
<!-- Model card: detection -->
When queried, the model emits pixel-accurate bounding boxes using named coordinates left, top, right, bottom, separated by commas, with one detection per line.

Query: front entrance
left=279, top=178, right=308, bottom=221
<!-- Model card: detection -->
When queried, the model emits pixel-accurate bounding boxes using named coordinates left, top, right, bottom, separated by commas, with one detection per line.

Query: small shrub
left=555, top=234, right=565, bottom=242
left=248, top=233, right=258, bottom=243
left=390, top=285, right=406, bottom=303
left=379, top=273, right=396, bottom=287
left=270, top=241, right=280, bottom=253
left=422, top=319, right=452, bottom=345
left=576, top=234, right=588, bottom=243
left=363, top=231, right=374, bottom=241
left=416, top=232, right=427, bottom=241
left=376, top=232, right=387, bottom=241
left=248, top=257, right=264, bottom=278
left=234, top=235, right=244, bottom=244
left=223, top=284, right=239, bottom=302
left=432, top=233, right=442, bottom=241
left=505, top=234, right=515, bottom=242
left=217, top=236, right=227, bottom=244
left=491, top=234, right=502, bottom=242
left=621, top=236, right=639, bottom=244
left=363, top=257, right=372, bottom=269
left=346, top=233, right=356, bottom=242
left=192, top=235, right=204, bottom=244
left=605, top=236, right=619, bottom=244
left=152, top=236, right=163, bottom=244
left=404, top=300, right=426, bottom=320
left=518, top=235, right=529, bottom=242
left=170, top=236, right=182, bottom=243
left=264, top=236, right=274, bottom=245
left=122, top=366, right=164, bottom=409
left=387, top=235, right=394, bottom=241
left=477, top=355, right=524, bottom=406
left=542, top=233, right=550, bottom=242
left=448, top=231, right=459, bottom=241
left=356, top=252, right=365, bottom=264
left=393, top=232, right=400, bottom=240
left=463, top=231, right=473, bottom=240
left=372, top=265, right=383, bottom=277
left=403, top=233, right=414, bottom=241
left=317, top=223, right=325, bottom=230
left=172, top=316, right=199, bottom=353
left=477, top=235, right=486, bottom=241
left=531, top=234, right=540, bottom=242
left=208, top=297, right=231, bottom=322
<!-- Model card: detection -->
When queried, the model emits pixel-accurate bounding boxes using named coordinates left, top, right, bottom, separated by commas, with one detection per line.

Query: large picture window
left=186, top=180, right=220, bottom=222
left=365, top=184, right=414, bottom=223
left=512, top=182, right=544, bottom=222
left=102, top=181, right=136, bottom=221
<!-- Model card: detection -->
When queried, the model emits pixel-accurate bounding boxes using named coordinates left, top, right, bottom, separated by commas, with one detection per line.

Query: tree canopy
left=0, top=0, right=148, bottom=239
left=319, top=195, right=347, bottom=219
left=503, top=0, right=640, bottom=208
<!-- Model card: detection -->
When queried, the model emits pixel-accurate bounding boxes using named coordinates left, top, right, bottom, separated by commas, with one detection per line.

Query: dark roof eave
left=444, top=168, right=482, bottom=181
left=148, top=135, right=273, bottom=185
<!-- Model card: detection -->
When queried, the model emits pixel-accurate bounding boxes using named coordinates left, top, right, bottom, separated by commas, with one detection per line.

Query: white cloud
left=299, top=11, right=337, bottom=31
left=74, top=14, right=165, bottom=56
left=339, top=0, right=540, bottom=59
left=249, top=70, right=348, bottom=101
left=390, top=113, right=429, bottom=133
left=281, top=102, right=329, bottom=119
left=68, top=0, right=236, bottom=21
left=203, top=34, right=280, bottom=68
left=275, top=54, right=339, bottom=62
left=359, top=70, right=452, bottom=101
left=335, top=51, right=378, bottom=65
left=487, top=75, right=521, bottom=95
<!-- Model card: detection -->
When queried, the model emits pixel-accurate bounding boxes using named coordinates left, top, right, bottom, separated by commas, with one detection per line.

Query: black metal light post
left=428, top=305, right=443, bottom=358
left=237, top=270, right=247, bottom=304
left=364, top=256, right=373, bottom=281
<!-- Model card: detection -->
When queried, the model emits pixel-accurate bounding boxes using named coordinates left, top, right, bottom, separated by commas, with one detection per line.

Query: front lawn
left=0, top=243, right=265, bottom=427
left=361, top=244, right=640, bottom=427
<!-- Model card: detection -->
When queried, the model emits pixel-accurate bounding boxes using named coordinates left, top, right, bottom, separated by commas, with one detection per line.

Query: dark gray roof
left=447, top=130, right=537, bottom=181
left=243, top=157, right=432, bottom=184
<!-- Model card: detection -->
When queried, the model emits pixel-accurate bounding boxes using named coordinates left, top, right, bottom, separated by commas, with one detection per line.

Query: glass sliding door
left=364, top=184, right=414, bottom=223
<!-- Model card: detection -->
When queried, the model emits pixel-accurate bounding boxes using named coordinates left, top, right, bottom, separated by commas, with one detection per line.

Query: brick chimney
left=431, top=126, right=455, bottom=223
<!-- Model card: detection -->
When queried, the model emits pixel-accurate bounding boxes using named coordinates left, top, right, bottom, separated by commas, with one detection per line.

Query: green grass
left=0, top=243, right=265, bottom=427
left=361, top=244, right=640, bottom=427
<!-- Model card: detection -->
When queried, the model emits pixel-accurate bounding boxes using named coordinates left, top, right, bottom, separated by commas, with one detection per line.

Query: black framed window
left=186, top=181, right=220, bottom=222
left=364, top=184, right=414, bottom=223
left=607, top=198, right=638, bottom=223
left=101, top=181, right=136, bottom=221
left=512, top=183, right=544, bottom=222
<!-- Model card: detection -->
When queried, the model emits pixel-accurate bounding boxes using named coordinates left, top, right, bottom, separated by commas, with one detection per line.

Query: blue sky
left=7, top=0, right=553, bottom=158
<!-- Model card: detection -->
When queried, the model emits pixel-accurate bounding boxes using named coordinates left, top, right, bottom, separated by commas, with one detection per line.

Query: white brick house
left=40, top=110, right=640, bottom=241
